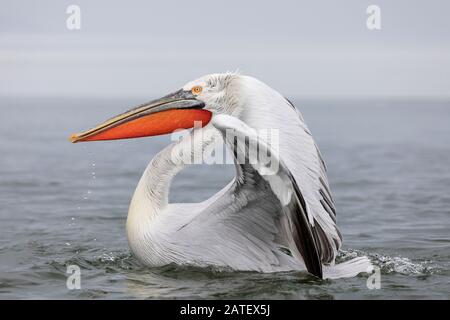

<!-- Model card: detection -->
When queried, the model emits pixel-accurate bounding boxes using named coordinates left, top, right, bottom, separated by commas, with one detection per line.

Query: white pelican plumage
left=71, top=73, right=371, bottom=279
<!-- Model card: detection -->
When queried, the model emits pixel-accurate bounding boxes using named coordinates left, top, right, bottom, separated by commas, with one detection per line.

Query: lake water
left=0, top=97, right=449, bottom=299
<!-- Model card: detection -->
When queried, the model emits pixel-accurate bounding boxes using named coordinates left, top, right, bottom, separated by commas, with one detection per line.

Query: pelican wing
left=285, top=98, right=342, bottom=264
left=208, top=115, right=324, bottom=277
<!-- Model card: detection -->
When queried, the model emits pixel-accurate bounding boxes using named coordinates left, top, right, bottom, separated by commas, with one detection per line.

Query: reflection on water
left=0, top=97, right=449, bottom=299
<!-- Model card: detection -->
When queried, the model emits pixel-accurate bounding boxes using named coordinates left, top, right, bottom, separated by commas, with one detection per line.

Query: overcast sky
left=1, top=0, right=449, bottom=99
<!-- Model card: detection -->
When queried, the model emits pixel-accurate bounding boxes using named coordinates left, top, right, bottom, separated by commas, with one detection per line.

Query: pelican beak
left=70, top=89, right=211, bottom=143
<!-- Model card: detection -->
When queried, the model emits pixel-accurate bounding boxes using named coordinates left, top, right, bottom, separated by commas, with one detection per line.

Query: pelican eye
left=191, top=86, right=203, bottom=95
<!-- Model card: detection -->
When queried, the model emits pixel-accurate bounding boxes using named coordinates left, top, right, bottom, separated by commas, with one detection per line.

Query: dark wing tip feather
left=288, top=173, right=323, bottom=278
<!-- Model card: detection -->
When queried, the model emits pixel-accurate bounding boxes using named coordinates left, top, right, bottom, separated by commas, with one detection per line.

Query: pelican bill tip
left=69, top=133, right=80, bottom=143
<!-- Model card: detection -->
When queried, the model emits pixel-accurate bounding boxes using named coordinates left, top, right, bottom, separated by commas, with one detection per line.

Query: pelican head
left=70, top=73, right=242, bottom=143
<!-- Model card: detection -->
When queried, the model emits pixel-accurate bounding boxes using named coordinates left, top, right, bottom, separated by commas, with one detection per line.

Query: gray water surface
left=0, top=97, right=449, bottom=299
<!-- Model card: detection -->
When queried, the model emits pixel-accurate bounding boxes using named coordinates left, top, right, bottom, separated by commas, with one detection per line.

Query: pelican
left=70, top=73, right=371, bottom=279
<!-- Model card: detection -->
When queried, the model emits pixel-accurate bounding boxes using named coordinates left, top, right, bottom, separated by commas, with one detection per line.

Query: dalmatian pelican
left=70, top=73, right=371, bottom=279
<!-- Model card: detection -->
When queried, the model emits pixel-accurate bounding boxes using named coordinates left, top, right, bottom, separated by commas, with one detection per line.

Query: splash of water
left=338, top=249, right=437, bottom=275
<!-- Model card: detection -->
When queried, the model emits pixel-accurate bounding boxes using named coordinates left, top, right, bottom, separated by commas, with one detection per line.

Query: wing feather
left=212, top=115, right=324, bottom=277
